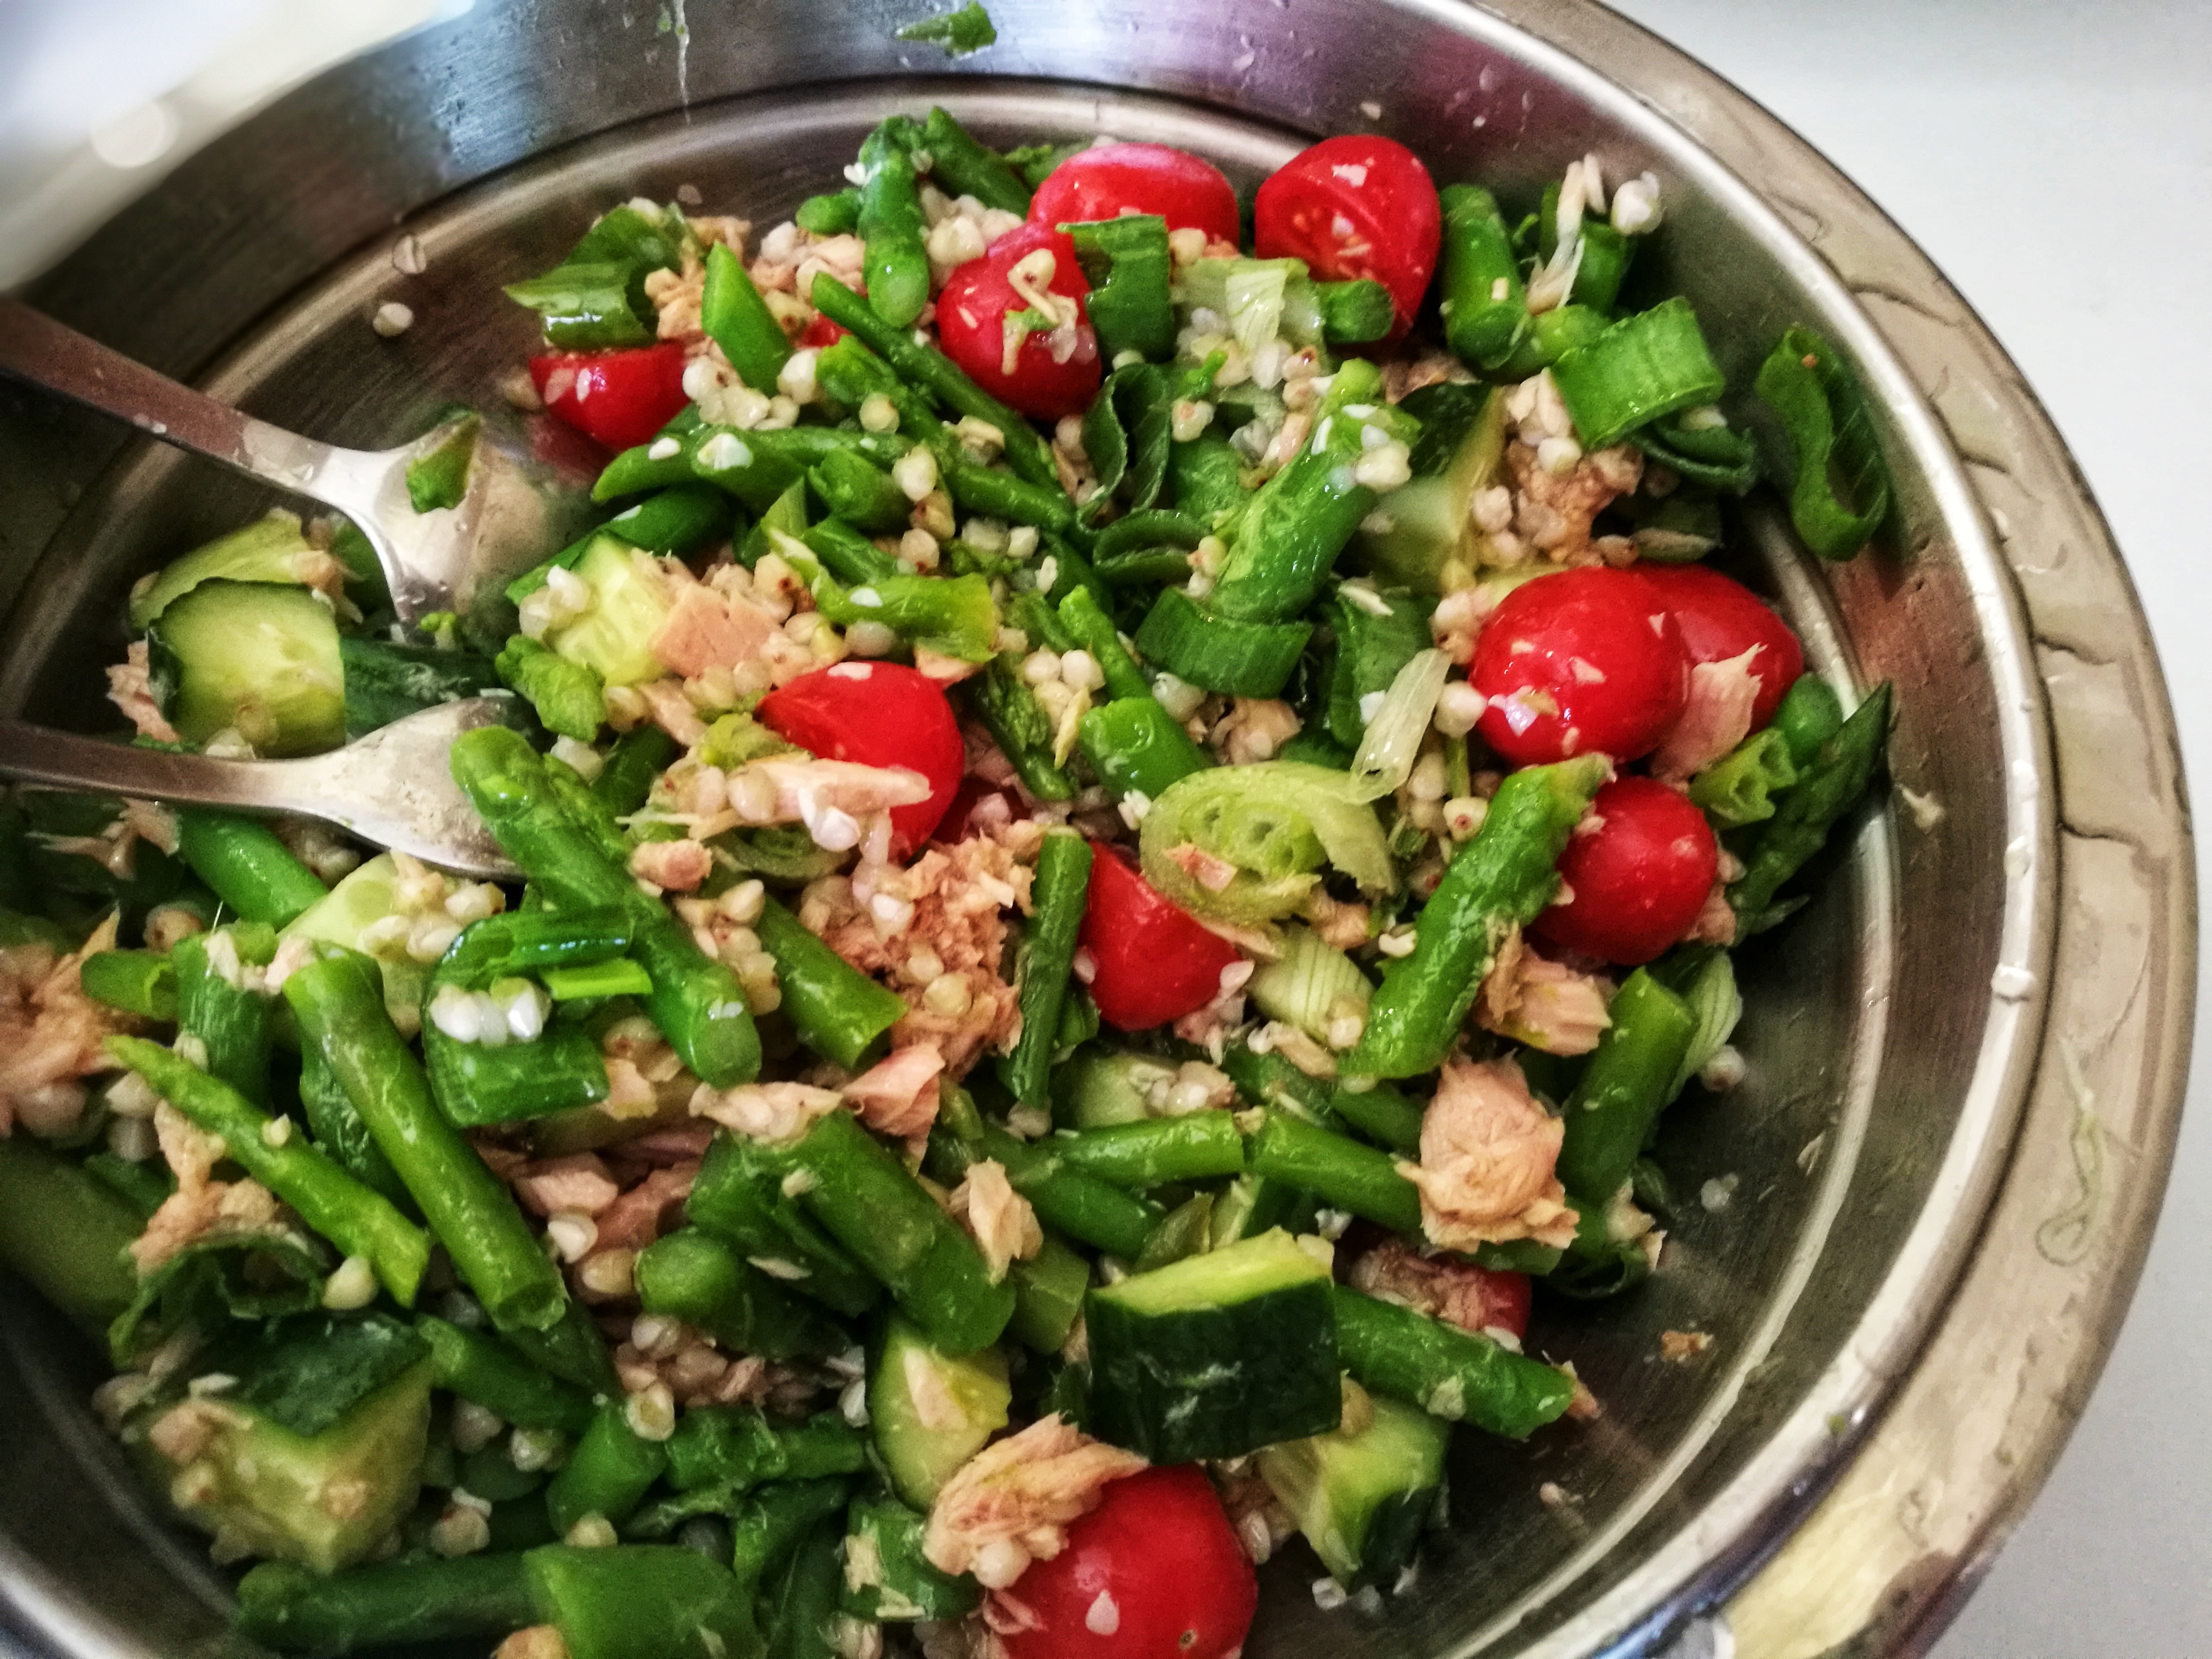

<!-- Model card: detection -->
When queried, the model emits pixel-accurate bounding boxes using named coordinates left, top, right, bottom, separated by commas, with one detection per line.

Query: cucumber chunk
left=144, top=579, right=345, bottom=756
left=128, top=513, right=328, bottom=632
left=1085, top=1226, right=1342, bottom=1463
left=1356, top=382, right=1505, bottom=591
left=130, top=1348, right=433, bottom=1572
left=544, top=536, right=676, bottom=687
left=869, top=1313, right=1010, bottom=1510
left=1050, top=1048, right=1180, bottom=1129
left=840, top=1495, right=981, bottom=1621
left=281, top=853, right=433, bottom=1026
left=1257, top=1379, right=1449, bottom=1589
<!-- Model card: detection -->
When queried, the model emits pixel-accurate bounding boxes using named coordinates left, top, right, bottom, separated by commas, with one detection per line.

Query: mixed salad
left=0, top=93, right=1892, bottom=1659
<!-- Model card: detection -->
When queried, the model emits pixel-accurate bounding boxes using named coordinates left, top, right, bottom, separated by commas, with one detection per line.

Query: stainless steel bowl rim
left=0, top=4, right=2190, bottom=1658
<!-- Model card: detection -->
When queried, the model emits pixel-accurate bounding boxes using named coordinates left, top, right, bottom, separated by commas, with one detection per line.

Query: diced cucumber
left=1257, top=1380, right=1449, bottom=1589
left=1207, top=1173, right=1322, bottom=1250
left=544, top=536, right=676, bottom=687
left=869, top=1313, right=1010, bottom=1510
left=1051, top=1048, right=1179, bottom=1129
left=1356, top=383, right=1505, bottom=591
left=130, top=1352, right=433, bottom=1572
left=144, top=579, right=345, bottom=756
left=1246, top=924, right=1371, bottom=1042
left=127, top=513, right=327, bottom=632
left=1085, top=1227, right=1342, bottom=1463
left=1004, top=1232, right=1091, bottom=1353
left=281, top=853, right=432, bottom=1025
left=840, top=1495, right=981, bottom=1621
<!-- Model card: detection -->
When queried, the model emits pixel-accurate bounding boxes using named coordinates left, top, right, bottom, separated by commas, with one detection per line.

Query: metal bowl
left=0, top=2, right=2191, bottom=1656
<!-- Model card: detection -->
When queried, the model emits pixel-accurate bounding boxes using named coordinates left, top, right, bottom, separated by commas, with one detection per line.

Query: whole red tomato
left=1471, top=567, right=1691, bottom=766
left=529, top=342, right=690, bottom=452
left=999, top=1466, right=1257, bottom=1659
left=935, top=224, right=1102, bottom=421
left=1637, top=563, right=1804, bottom=730
left=1534, top=777, right=1719, bottom=964
left=1253, top=134, right=1442, bottom=332
left=756, top=662, right=964, bottom=856
left=1078, top=846, right=1240, bottom=1032
left=1031, top=142, right=1241, bottom=244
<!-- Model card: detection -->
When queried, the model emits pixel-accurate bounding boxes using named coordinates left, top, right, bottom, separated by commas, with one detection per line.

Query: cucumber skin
left=144, top=578, right=346, bottom=756
left=1085, top=1274, right=1342, bottom=1463
left=869, top=1316, right=1010, bottom=1511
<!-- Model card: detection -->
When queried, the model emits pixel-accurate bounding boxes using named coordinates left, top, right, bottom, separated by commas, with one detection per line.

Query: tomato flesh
left=1253, top=133, right=1442, bottom=332
left=755, top=662, right=964, bottom=857
left=528, top=343, right=691, bottom=452
left=1534, top=777, right=1719, bottom=965
left=1078, top=846, right=1240, bottom=1032
left=1030, top=142, right=1241, bottom=244
left=1000, top=1466, right=1257, bottom=1659
left=935, top=223, right=1103, bottom=422
left=1637, top=563, right=1805, bottom=730
left=1471, top=567, right=1690, bottom=766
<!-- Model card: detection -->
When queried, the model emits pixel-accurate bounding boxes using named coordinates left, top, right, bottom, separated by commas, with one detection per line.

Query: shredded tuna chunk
left=691, top=1080, right=843, bottom=1144
left=0, top=913, right=142, bottom=1137
left=130, top=1178, right=283, bottom=1274
left=593, top=1163, right=700, bottom=1253
left=637, top=678, right=709, bottom=748
left=651, top=585, right=780, bottom=679
left=1207, top=697, right=1301, bottom=765
left=736, top=758, right=934, bottom=833
left=1651, top=647, right=1762, bottom=782
left=842, top=1044, right=947, bottom=1140
left=1348, top=1237, right=1529, bottom=1341
left=1502, top=434, right=1643, bottom=564
left=1686, top=882, right=1738, bottom=946
left=106, top=641, right=180, bottom=744
left=1399, top=1057, right=1579, bottom=1252
left=813, top=828, right=1034, bottom=1076
left=923, top=1415, right=1147, bottom=1589
left=1474, top=925, right=1613, bottom=1056
left=510, top=1153, right=622, bottom=1218
left=948, top=1161, right=1041, bottom=1284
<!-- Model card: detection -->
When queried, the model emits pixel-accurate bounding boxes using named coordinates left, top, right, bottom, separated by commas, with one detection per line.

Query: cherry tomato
left=1078, top=846, right=1241, bottom=1032
left=1253, top=134, right=1442, bottom=332
left=935, top=224, right=1103, bottom=422
left=1534, top=778, right=1718, bottom=965
left=1030, top=142, right=1241, bottom=244
left=798, top=312, right=847, bottom=351
left=1471, top=567, right=1690, bottom=766
left=528, top=343, right=690, bottom=452
left=756, top=662, right=963, bottom=856
left=1637, top=564, right=1805, bottom=730
left=1000, top=1466, right=1257, bottom=1659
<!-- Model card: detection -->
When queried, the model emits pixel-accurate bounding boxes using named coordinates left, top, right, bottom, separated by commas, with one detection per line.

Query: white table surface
left=4, top=1, right=2208, bottom=1655
left=1605, top=4, right=2212, bottom=1655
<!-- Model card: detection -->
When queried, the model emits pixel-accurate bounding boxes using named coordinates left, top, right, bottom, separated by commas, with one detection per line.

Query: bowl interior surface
left=0, top=7, right=2050, bottom=1657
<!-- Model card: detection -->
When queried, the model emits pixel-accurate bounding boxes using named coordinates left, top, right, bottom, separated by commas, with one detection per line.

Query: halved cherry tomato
left=1078, top=846, right=1240, bottom=1032
left=1253, top=134, right=1442, bottom=332
left=1030, top=142, right=1241, bottom=244
left=528, top=342, right=690, bottom=452
left=999, top=1466, right=1257, bottom=1659
left=1471, top=567, right=1690, bottom=766
left=1637, top=564, right=1805, bottom=730
left=936, top=223, right=1103, bottom=421
left=756, top=662, right=963, bottom=856
left=1534, top=777, right=1718, bottom=965
left=798, top=312, right=847, bottom=351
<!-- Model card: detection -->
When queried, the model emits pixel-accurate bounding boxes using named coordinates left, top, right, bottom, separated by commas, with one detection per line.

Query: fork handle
left=0, top=298, right=349, bottom=499
left=0, top=720, right=294, bottom=812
